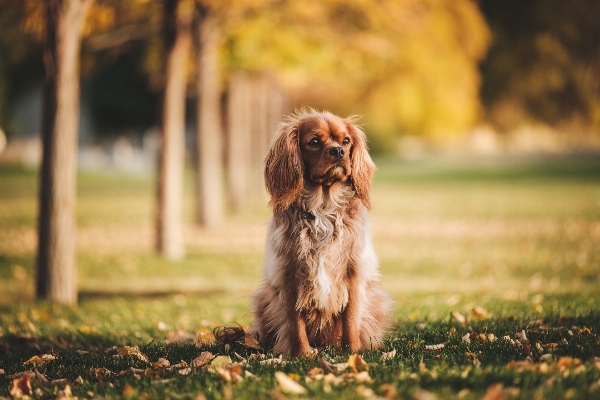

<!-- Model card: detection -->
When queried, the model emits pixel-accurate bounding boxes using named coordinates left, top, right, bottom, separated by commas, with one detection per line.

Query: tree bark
left=195, top=7, right=223, bottom=227
left=37, top=0, right=92, bottom=305
left=226, top=72, right=252, bottom=212
left=156, top=0, right=193, bottom=260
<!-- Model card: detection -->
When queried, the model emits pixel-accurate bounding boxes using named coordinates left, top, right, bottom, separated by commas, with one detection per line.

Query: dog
left=248, top=109, right=392, bottom=357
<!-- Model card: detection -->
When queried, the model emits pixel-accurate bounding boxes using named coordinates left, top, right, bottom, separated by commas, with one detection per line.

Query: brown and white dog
left=249, top=109, right=392, bottom=357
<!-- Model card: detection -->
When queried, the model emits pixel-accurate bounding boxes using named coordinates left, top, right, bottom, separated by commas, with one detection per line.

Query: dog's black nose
left=329, top=147, right=345, bottom=160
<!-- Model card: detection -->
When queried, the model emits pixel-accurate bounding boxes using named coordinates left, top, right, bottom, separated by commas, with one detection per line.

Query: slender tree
left=156, top=0, right=193, bottom=260
left=37, top=0, right=92, bottom=305
left=195, top=5, right=223, bottom=227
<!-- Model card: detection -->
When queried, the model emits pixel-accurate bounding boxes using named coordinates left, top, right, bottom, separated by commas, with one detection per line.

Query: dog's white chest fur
left=296, top=210, right=350, bottom=314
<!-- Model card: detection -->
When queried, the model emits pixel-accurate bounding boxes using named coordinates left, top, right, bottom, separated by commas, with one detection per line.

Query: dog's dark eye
left=342, top=138, right=351, bottom=146
left=308, top=138, right=321, bottom=147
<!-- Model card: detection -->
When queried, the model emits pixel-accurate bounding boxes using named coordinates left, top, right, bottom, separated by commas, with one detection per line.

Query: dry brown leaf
left=213, top=324, right=245, bottom=345
left=216, top=367, right=232, bottom=382
left=424, top=343, right=445, bottom=351
left=558, top=356, right=582, bottom=371
left=380, top=349, right=397, bottom=361
left=259, top=355, right=287, bottom=366
left=23, top=354, right=56, bottom=366
left=195, top=332, right=216, bottom=346
left=481, top=383, right=504, bottom=400
left=319, top=357, right=336, bottom=373
left=348, top=354, right=368, bottom=373
left=461, top=333, right=471, bottom=344
left=353, top=371, right=372, bottom=383
left=275, top=371, right=307, bottom=394
left=379, top=383, right=397, bottom=399
left=155, top=358, right=171, bottom=368
left=306, top=367, right=324, bottom=383
left=240, top=333, right=262, bottom=350
left=191, top=351, right=214, bottom=367
left=55, top=384, right=73, bottom=400
left=123, top=384, right=135, bottom=397
left=32, top=369, right=49, bottom=385
left=10, top=371, right=32, bottom=398
left=95, top=367, right=112, bottom=378
left=471, top=306, right=490, bottom=319
left=451, top=311, right=466, bottom=324
left=117, top=346, right=149, bottom=363
left=118, top=367, right=146, bottom=377
left=244, top=370, right=260, bottom=380
left=356, top=384, right=375, bottom=398
left=178, top=367, right=192, bottom=376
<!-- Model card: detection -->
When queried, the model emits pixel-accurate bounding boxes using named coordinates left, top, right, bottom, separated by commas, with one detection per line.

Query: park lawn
left=0, top=154, right=599, bottom=399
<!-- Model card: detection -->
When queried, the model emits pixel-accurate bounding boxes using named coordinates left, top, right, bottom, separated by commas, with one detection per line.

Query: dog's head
left=265, top=109, right=375, bottom=212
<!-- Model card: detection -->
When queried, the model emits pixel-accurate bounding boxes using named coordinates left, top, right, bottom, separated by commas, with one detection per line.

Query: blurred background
left=2, top=0, right=599, bottom=161
left=0, top=0, right=599, bottom=321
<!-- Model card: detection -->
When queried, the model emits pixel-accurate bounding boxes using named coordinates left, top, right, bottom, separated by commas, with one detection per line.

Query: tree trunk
left=37, top=0, right=92, bottom=305
left=226, top=72, right=288, bottom=210
left=156, top=0, right=192, bottom=260
left=195, top=7, right=223, bottom=227
left=226, top=72, right=252, bottom=212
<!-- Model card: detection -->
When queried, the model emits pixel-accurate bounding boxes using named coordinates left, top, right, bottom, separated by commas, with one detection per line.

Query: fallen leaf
left=259, top=355, right=287, bottom=366
left=275, top=371, right=307, bottom=394
left=379, top=383, right=397, bottom=399
left=117, top=346, right=149, bottom=363
left=348, top=354, right=368, bottom=372
left=461, top=333, right=471, bottom=344
left=210, top=355, right=232, bottom=369
left=240, top=333, right=262, bottom=350
left=306, top=367, right=324, bottom=382
left=24, top=354, right=57, bottom=366
left=178, top=367, right=192, bottom=376
left=195, top=332, right=216, bottom=346
left=471, top=306, right=490, bottom=319
left=319, top=358, right=337, bottom=373
left=579, top=326, right=592, bottom=334
left=213, top=324, right=245, bottom=345
left=32, top=369, right=49, bottom=385
left=356, top=384, right=375, bottom=398
left=481, top=383, right=503, bottom=400
left=123, top=384, right=135, bottom=397
left=424, top=343, right=445, bottom=351
left=95, top=367, right=112, bottom=378
left=413, top=388, right=438, bottom=400
left=381, top=349, right=397, bottom=361
left=558, top=356, right=582, bottom=370
left=191, top=351, right=214, bottom=367
left=244, top=370, right=260, bottom=380
left=516, top=330, right=528, bottom=341
left=216, top=367, right=232, bottom=382
left=10, top=371, right=32, bottom=398
left=451, top=311, right=466, bottom=324
left=55, top=384, right=72, bottom=400
left=353, top=371, right=372, bottom=383
left=156, top=358, right=171, bottom=368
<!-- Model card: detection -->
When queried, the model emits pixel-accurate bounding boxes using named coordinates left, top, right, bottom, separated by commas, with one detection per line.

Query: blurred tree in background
left=0, top=0, right=598, bottom=146
left=480, top=0, right=600, bottom=133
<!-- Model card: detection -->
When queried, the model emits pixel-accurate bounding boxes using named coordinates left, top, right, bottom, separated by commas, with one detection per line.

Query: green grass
left=1, top=155, right=600, bottom=399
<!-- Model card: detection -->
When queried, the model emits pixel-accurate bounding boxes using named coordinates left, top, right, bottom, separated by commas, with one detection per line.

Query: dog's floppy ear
left=345, top=119, right=375, bottom=210
left=264, top=121, right=304, bottom=211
